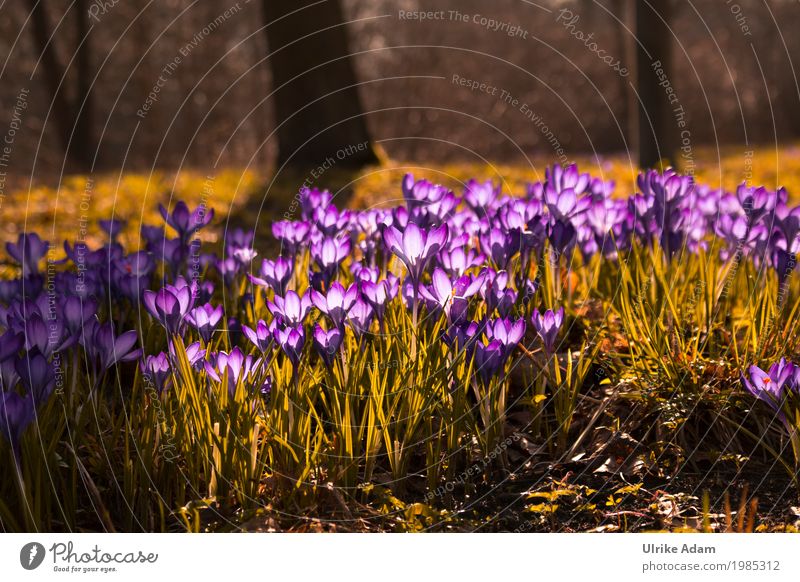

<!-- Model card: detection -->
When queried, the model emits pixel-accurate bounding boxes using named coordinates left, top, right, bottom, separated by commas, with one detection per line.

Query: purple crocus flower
left=474, top=340, right=505, bottom=385
left=260, top=375, right=274, bottom=399
left=185, top=303, right=224, bottom=343
left=346, top=299, right=373, bottom=338
left=242, top=320, right=274, bottom=353
left=299, top=187, right=333, bottom=219
left=159, top=201, right=214, bottom=242
left=141, top=225, right=166, bottom=248
left=741, top=359, right=795, bottom=415
left=0, top=330, right=23, bottom=362
left=443, top=320, right=483, bottom=353
left=479, top=227, right=517, bottom=270
left=736, top=183, right=776, bottom=224
left=0, top=390, right=35, bottom=459
left=215, top=256, right=241, bottom=288
left=141, top=353, right=171, bottom=394
left=224, top=228, right=255, bottom=258
left=401, top=174, right=453, bottom=211
left=149, top=237, right=187, bottom=266
left=192, top=280, right=213, bottom=304
left=249, top=257, right=293, bottom=295
left=80, top=319, right=143, bottom=371
left=714, top=215, right=757, bottom=261
left=99, top=218, right=126, bottom=242
left=350, top=262, right=380, bottom=283
left=310, top=236, right=351, bottom=284
left=273, top=325, right=305, bottom=369
left=532, top=307, right=564, bottom=354
left=311, top=282, right=358, bottom=329
left=775, top=205, right=800, bottom=251
left=481, top=270, right=516, bottom=317
left=272, top=220, right=311, bottom=256
left=16, top=312, right=68, bottom=358
left=419, top=268, right=485, bottom=324
left=113, top=251, right=155, bottom=301
left=361, top=279, right=392, bottom=324
left=382, top=222, right=449, bottom=284
left=545, top=164, right=591, bottom=196
left=267, top=290, right=312, bottom=327
left=143, top=282, right=196, bottom=334
left=63, top=240, right=120, bottom=270
left=485, top=317, right=527, bottom=359
left=184, top=341, right=207, bottom=371
left=61, top=296, right=97, bottom=338
left=312, top=324, right=343, bottom=367
left=439, top=246, right=485, bottom=278
left=6, top=233, right=49, bottom=277
left=204, top=347, right=261, bottom=396
left=232, top=247, right=258, bottom=266
left=0, top=279, right=19, bottom=303
left=498, top=198, right=546, bottom=251
left=548, top=219, right=577, bottom=257
left=0, top=359, right=19, bottom=392
left=544, top=186, right=591, bottom=224
left=463, top=179, right=500, bottom=214
left=412, top=190, right=459, bottom=227
left=314, top=205, right=350, bottom=237
left=15, top=351, right=56, bottom=403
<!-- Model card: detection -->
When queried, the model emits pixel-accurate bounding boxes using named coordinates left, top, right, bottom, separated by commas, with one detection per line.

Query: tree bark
left=26, top=0, right=96, bottom=170
left=636, top=0, right=674, bottom=169
left=262, top=0, right=378, bottom=168
left=74, top=0, right=95, bottom=169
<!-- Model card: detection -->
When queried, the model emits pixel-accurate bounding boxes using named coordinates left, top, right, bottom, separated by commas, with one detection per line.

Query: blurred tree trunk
left=74, top=0, right=95, bottom=168
left=261, top=0, right=378, bottom=168
left=613, top=0, right=635, bottom=155
left=636, top=0, right=674, bottom=168
left=26, top=0, right=96, bottom=171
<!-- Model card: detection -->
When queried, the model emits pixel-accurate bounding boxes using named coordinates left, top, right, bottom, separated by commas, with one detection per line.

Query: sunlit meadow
left=2, top=150, right=800, bottom=532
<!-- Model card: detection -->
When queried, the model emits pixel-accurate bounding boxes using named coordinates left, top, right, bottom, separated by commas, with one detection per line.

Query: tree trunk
left=636, top=0, right=674, bottom=169
left=74, top=0, right=95, bottom=169
left=27, top=0, right=73, bottom=159
left=26, top=0, right=96, bottom=171
left=262, top=0, right=378, bottom=168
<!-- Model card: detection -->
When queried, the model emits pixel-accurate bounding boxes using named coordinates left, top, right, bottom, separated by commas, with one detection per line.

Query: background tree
left=636, top=0, right=674, bottom=168
left=26, top=0, right=96, bottom=171
left=261, top=0, right=378, bottom=168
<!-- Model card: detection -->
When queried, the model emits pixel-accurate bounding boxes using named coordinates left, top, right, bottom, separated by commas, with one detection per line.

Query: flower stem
left=411, top=283, right=418, bottom=362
